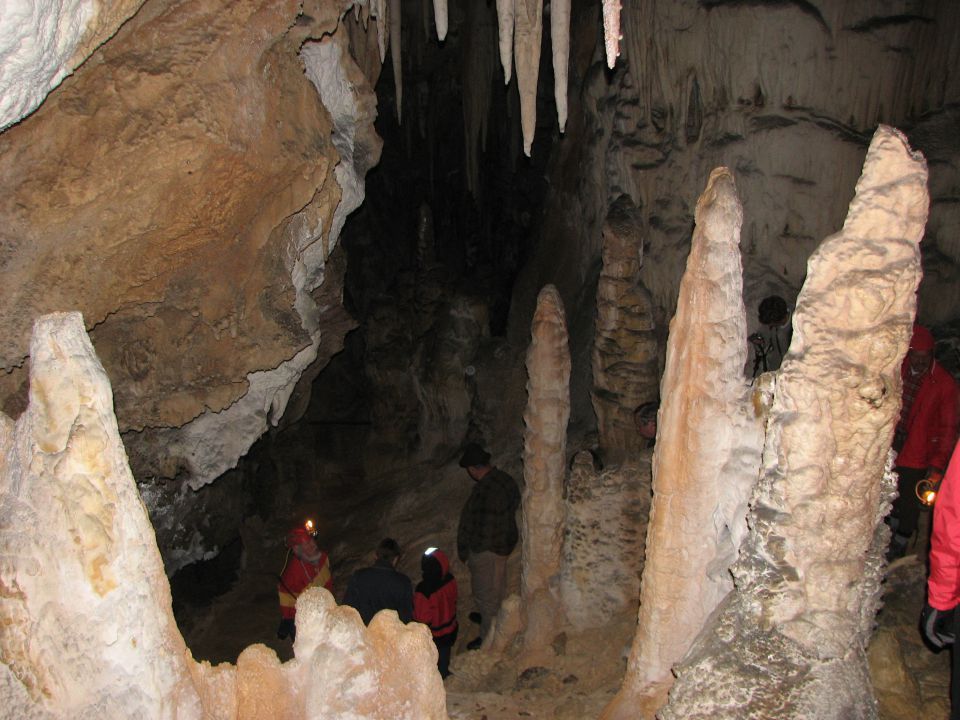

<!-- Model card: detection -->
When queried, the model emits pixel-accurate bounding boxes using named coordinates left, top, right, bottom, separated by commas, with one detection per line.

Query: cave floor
left=175, top=502, right=949, bottom=719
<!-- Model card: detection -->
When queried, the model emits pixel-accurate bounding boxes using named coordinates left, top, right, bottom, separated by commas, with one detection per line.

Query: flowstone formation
left=0, top=313, right=448, bottom=720
left=656, top=125, right=927, bottom=720
left=591, top=195, right=660, bottom=461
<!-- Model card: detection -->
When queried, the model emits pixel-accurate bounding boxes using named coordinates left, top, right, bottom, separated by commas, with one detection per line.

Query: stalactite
left=551, top=0, right=570, bottom=132
left=514, top=0, right=543, bottom=157
left=520, top=284, right=571, bottom=661
left=495, top=0, right=515, bottom=84
left=390, top=0, right=402, bottom=124
left=371, top=0, right=388, bottom=63
left=602, top=168, right=762, bottom=720
left=462, top=2, right=497, bottom=197
left=433, top=0, right=448, bottom=41
left=602, top=0, right=622, bottom=69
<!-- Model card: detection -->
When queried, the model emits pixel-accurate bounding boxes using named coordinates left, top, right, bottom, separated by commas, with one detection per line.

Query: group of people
left=275, top=442, right=520, bottom=678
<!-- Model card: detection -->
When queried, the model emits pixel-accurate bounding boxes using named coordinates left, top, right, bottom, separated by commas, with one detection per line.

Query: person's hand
left=921, top=602, right=956, bottom=648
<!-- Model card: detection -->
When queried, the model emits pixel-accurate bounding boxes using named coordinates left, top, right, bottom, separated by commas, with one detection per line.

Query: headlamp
left=916, top=478, right=940, bottom=507
left=304, top=519, right=317, bottom=536
left=424, top=546, right=437, bottom=555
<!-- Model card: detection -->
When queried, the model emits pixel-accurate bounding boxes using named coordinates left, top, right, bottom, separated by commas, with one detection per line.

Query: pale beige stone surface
left=520, top=285, right=571, bottom=656
left=604, top=167, right=763, bottom=719
left=0, top=313, right=449, bottom=719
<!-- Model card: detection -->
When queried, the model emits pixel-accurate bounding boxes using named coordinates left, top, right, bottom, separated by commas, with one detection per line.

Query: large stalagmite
left=519, top=285, right=571, bottom=659
left=603, top=168, right=763, bottom=718
left=658, top=126, right=926, bottom=719
left=0, top=313, right=449, bottom=720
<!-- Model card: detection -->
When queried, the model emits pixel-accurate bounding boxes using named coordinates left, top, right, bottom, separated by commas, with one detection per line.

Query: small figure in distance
left=277, top=521, right=333, bottom=642
left=634, top=400, right=659, bottom=449
left=342, top=537, right=414, bottom=625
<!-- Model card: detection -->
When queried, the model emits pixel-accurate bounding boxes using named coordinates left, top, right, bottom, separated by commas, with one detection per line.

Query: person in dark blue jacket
left=342, top=538, right=414, bottom=625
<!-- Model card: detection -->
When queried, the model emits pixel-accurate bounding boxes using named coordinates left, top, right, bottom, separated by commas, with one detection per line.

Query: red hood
left=430, top=548, right=450, bottom=576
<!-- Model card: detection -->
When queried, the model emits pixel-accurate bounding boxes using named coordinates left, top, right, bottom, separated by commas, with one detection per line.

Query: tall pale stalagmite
left=514, top=0, right=543, bottom=156
left=603, top=168, right=763, bottom=719
left=520, top=285, right=572, bottom=657
left=0, top=313, right=450, bottom=720
left=551, top=0, right=571, bottom=132
left=495, top=0, right=516, bottom=84
left=657, top=125, right=928, bottom=720
left=739, top=124, right=929, bottom=654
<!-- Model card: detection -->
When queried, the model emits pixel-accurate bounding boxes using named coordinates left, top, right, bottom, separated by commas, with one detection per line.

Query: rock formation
left=591, top=195, right=660, bottom=461
left=0, top=312, right=448, bottom=719
left=519, top=285, right=571, bottom=658
left=603, top=166, right=763, bottom=718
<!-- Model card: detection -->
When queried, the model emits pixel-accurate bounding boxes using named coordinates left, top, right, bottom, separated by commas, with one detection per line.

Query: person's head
left=907, top=323, right=935, bottom=375
left=634, top=401, right=659, bottom=440
left=375, top=537, right=403, bottom=566
left=421, top=546, right=450, bottom=582
left=758, top=295, right=789, bottom=328
left=459, top=442, right=491, bottom=480
left=287, top=527, right=319, bottom=560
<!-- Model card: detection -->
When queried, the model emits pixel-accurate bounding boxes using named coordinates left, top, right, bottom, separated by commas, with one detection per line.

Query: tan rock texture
left=0, top=0, right=338, bottom=428
left=658, top=125, right=926, bottom=720
left=520, top=284, right=571, bottom=655
left=0, top=312, right=449, bottom=719
left=603, top=167, right=763, bottom=718
left=591, top=195, right=660, bottom=461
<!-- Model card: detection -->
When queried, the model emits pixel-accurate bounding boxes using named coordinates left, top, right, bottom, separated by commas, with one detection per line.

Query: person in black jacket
left=342, top=538, right=414, bottom=625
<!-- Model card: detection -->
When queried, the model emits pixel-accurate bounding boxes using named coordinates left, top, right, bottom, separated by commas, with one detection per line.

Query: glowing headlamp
left=304, top=519, right=317, bottom=536
left=916, top=479, right=940, bottom=507
left=424, top=546, right=437, bottom=556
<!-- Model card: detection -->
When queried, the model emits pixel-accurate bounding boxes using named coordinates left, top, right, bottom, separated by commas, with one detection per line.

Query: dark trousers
left=891, top=466, right=927, bottom=538
left=953, top=610, right=960, bottom=720
left=435, top=626, right=457, bottom=678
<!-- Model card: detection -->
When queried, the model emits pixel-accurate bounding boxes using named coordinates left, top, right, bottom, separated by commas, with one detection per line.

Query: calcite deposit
left=591, top=195, right=660, bottom=461
left=519, top=285, right=571, bottom=657
left=0, top=313, right=448, bottom=719
left=656, top=126, right=925, bottom=719
left=603, top=167, right=763, bottom=718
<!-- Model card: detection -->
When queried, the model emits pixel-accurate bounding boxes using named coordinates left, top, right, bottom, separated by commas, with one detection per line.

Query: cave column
left=519, top=284, right=571, bottom=663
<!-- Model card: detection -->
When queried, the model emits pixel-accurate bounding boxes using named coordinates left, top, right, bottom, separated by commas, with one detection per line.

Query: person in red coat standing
left=414, top=547, right=459, bottom=678
left=888, top=324, right=958, bottom=559
left=923, top=441, right=960, bottom=719
left=277, top=524, right=333, bottom=641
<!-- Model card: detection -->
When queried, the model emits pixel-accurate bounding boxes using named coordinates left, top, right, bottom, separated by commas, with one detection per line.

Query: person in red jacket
left=414, top=547, right=459, bottom=678
left=923, top=440, right=960, bottom=719
left=888, top=324, right=959, bottom=559
left=277, top=525, right=333, bottom=641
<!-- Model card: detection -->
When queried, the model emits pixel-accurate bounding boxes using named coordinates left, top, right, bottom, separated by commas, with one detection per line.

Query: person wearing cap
left=414, top=547, right=459, bottom=677
left=276, top=525, right=333, bottom=641
left=888, top=324, right=959, bottom=559
left=456, top=442, right=521, bottom=649
left=634, top=400, right=659, bottom=449
left=342, top=537, right=414, bottom=625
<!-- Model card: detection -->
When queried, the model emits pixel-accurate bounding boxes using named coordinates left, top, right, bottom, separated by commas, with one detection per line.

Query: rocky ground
left=174, top=482, right=949, bottom=719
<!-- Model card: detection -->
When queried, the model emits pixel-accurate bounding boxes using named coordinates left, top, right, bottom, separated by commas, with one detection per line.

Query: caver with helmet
left=888, top=324, right=959, bottom=559
left=276, top=520, right=333, bottom=641
left=414, top=547, right=459, bottom=677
